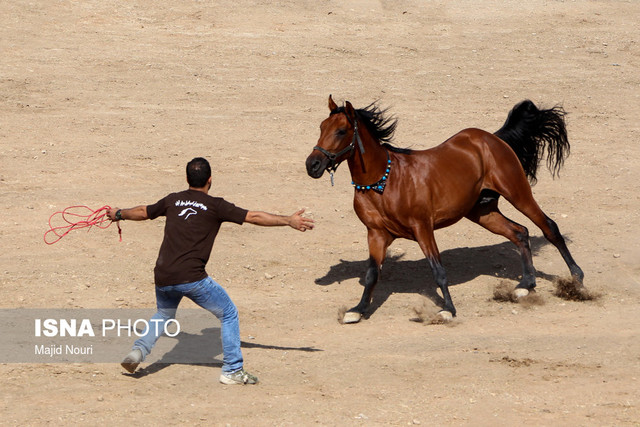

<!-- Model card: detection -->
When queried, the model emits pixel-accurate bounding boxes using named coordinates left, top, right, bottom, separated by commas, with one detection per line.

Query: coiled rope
left=44, top=205, right=121, bottom=245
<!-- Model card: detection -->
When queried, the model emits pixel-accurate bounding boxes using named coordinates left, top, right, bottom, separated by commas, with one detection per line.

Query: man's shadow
left=315, top=236, right=559, bottom=318
left=127, top=328, right=322, bottom=378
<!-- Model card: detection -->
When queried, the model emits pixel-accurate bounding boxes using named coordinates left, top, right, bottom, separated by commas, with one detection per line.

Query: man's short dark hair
left=186, top=157, right=212, bottom=188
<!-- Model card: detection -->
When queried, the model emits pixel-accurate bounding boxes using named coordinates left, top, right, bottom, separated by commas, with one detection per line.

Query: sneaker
left=219, top=368, right=259, bottom=385
left=121, top=348, right=143, bottom=373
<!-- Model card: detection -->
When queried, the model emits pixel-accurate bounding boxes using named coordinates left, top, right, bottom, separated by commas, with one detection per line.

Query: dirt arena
left=2, top=0, right=639, bottom=425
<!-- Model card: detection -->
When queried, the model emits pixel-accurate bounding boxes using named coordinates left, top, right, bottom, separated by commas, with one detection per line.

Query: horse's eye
left=336, top=129, right=347, bottom=137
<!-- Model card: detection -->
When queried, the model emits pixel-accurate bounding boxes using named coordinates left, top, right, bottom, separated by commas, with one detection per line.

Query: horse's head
left=306, top=95, right=360, bottom=179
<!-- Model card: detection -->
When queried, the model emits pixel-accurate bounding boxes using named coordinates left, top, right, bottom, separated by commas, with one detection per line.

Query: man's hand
left=106, top=208, right=121, bottom=221
left=288, top=208, right=314, bottom=232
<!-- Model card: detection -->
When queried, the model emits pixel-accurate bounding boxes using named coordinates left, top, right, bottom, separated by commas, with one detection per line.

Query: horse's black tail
left=494, top=100, right=570, bottom=184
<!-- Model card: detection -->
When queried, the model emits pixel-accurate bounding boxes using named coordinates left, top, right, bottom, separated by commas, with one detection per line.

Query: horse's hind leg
left=343, top=228, right=394, bottom=324
left=491, top=176, right=585, bottom=288
left=466, top=196, right=537, bottom=295
left=537, top=213, right=584, bottom=282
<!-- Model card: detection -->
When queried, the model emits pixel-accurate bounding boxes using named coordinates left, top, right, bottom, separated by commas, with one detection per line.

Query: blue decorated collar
left=352, top=152, right=391, bottom=194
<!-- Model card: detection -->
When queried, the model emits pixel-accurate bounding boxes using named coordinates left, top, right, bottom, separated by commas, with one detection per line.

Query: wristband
left=115, top=209, right=123, bottom=221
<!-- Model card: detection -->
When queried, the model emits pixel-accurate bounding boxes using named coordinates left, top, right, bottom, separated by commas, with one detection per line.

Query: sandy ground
left=1, top=0, right=640, bottom=425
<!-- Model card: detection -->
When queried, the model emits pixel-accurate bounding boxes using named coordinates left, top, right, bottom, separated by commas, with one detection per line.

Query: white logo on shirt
left=178, top=208, right=197, bottom=220
left=175, top=200, right=208, bottom=211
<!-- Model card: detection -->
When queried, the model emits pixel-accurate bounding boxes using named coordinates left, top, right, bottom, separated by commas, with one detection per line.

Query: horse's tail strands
left=494, top=100, right=570, bottom=184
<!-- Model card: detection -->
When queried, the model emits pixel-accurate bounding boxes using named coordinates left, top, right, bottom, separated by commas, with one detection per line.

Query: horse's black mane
left=331, top=102, right=413, bottom=154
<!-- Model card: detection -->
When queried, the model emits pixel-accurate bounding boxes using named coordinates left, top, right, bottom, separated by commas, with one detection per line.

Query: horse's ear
left=328, top=95, right=338, bottom=111
left=345, top=100, right=356, bottom=121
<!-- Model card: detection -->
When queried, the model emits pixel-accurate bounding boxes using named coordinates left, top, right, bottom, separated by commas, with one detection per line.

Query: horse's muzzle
left=305, top=152, right=328, bottom=179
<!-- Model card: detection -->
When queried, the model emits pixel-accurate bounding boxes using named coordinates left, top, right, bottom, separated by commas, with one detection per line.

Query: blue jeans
left=132, top=277, right=243, bottom=373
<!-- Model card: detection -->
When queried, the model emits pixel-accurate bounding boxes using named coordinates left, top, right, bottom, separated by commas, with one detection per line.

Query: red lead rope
left=44, top=205, right=122, bottom=245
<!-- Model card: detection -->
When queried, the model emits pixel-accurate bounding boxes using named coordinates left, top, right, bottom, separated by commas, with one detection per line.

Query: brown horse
left=306, top=95, right=585, bottom=323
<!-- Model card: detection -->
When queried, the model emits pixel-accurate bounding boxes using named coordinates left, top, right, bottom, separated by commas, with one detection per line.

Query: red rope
left=44, top=205, right=121, bottom=245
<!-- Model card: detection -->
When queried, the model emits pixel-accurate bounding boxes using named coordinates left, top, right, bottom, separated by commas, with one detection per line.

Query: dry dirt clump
left=411, top=298, right=458, bottom=325
left=491, top=280, right=545, bottom=307
left=553, top=277, right=602, bottom=301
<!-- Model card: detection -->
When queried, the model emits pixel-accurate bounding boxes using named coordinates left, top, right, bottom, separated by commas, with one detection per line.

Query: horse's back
left=380, top=129, right=486, bottom=226
left=411, top=128, right=502, bottom=177
left=422, top=127, right=523, bottom=175
left=433, top=127, right=508, bottom=153
left=358, top=127, right=527, bottom=234
left=394, top=128, right=523, bottom=226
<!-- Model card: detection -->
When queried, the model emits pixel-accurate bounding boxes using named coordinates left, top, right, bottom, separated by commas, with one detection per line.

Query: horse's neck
left=346, top=133, right=388, bottom=184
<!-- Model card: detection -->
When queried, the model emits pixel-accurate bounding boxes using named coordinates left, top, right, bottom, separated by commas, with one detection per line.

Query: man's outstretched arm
left=106, top=206, right=149, bottom=221
left=245, top=208, right=314, bottom=232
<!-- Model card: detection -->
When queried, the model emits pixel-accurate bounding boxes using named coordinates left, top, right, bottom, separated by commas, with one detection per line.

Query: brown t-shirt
left=146, top=189, right=248, bottom=287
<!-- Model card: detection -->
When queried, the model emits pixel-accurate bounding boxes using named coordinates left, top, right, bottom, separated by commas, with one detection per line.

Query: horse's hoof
left=437, top=310, right=453, bottom=322
left=513, top=288, right=530, bottom=299
left=343, top=311, right=362, bottom=324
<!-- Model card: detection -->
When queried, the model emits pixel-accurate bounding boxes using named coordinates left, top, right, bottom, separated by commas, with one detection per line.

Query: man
left=107, top=157, right=314, bottom=385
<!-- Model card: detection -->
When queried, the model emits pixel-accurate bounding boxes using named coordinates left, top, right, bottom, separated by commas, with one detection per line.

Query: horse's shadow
left=315, top=236, right=559, bottom=317
left=126, top=327, right=322, bottom=378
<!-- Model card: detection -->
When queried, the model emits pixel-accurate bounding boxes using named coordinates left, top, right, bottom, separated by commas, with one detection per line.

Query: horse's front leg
left=343, top=228, right=393, bottom=324
left=415, top=225, right=456, bottom=321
